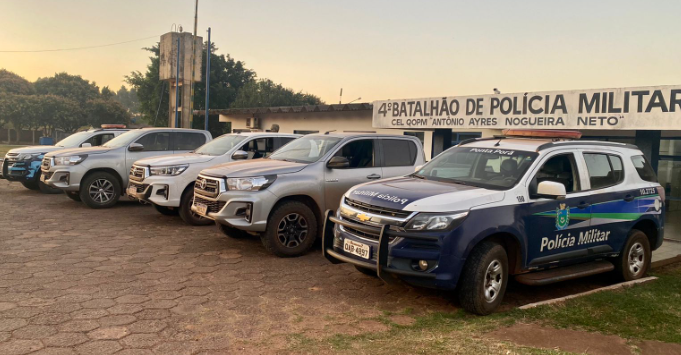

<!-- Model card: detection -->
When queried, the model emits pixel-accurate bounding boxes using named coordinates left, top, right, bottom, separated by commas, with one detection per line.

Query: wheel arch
left=631, top=218, right=660, bottom=250
left=269, top=194, right=322, bottom=225
left=463, top=229, right=525, bottom=275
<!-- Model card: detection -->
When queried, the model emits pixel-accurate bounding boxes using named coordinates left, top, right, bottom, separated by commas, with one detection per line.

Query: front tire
left=21, top=180, right=39, bottom=190
left=179, top=187, right=212, bottom=226
left=261, top=201, right=318, bottom=257
left=153, top=204, right=179, bottom=216
left=458, top=241, right=508, bottom=315
left=614, top=229, right=651, bottom=281
left=79, top=172, right=121, bottom=209
left=216, top=222, right=247, bottom=238
left=354, top=265, right=378, bottom=277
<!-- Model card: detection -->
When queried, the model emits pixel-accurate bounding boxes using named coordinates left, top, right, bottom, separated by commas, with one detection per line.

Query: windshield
left=102, top=130, right=142, bottom=148
left=415, top=147, right=538, bottom=189
left=269, top=135, right=342, bottom=164
left=193, top=134, right=247, bottom=156
left=55, top=132, right=92, bottom=147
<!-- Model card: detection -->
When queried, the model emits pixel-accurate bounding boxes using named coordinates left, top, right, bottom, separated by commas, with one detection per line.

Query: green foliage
left=126, top=45, right=166, bottom=126
left=231, top=79, right=324, bottom=108
left=86, top=98, right=131, bottom=129
left=114, top=85, right=140, bottom=114
left=0, top=69, right=34, bottom=96
left=34, top=72, right=100, bottom=105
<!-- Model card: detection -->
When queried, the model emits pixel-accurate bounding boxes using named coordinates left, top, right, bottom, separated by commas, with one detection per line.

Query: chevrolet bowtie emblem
left=356, top=213, right=371, bottom=222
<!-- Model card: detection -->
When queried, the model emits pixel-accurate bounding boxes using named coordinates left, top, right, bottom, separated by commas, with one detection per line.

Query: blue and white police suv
left=323, top=130, right=664, bottom=315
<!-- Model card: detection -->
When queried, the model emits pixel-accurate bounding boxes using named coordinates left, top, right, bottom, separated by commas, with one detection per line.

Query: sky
left=1, top=0, right=681, bottom=105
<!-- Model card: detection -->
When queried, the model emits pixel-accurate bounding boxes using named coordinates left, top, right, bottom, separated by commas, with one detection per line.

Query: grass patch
left=287, top=264, right=681, bottom=354
left=514, top=264, right=681, bottom=344
left=0, top=145, right=25, bottom=157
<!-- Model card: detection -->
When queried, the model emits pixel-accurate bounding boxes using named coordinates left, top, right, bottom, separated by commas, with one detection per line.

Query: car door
left=379, top=138, right=420, bottom=178
left=581, top=151, right=631, bottom=255
left=324, top=138, right=382, bottom=211
left=172, top=132, right=207, bottom=153
left=523, top=151, right=597, bottom=266
left=125, top=132, right=173, bottom=178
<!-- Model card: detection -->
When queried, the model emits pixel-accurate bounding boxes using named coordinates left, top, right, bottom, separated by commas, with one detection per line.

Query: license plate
left=344, top=239, right=371, bottom=259
left=194, top=203, right=208, bottom=216
left=127, top=185, right=137, bottom=196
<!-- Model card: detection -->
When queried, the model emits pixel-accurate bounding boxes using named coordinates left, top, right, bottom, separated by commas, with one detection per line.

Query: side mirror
left=81, top=143, right=92, bottom=148
left=414, top=164, right=423, bottom=172
left=128, top=143, right=144, bottom=152
left=327, top=156, right=350, bottom=169
left=231, top=150, right=249, bottom=160
left=535, top=181, right=567, bottom=199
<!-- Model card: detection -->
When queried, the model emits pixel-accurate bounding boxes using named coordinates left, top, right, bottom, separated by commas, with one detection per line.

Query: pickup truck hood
left=47, top=146, right=113, bottom=157
left=134, top=153, right=215, bottom=166
left=6, top=145, right=64, bottom=155
left=346, top=176, right=505, bottom=212
left=200, top=159, right=306, bottom=178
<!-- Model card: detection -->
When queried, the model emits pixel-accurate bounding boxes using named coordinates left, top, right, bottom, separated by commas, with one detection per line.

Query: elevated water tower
left=159, top=30, right=203, bottom=128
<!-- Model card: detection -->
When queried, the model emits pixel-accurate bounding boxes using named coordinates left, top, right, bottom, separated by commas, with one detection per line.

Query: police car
left=323, top=129, right=664, bottom=315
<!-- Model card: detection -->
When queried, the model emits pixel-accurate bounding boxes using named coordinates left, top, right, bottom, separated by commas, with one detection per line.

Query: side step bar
left=515, top=260, right=615, bottom=286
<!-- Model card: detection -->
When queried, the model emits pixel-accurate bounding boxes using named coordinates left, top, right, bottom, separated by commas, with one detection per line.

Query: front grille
left=345, top=198, right=412, bottom=219
left=41, top=157, right=51, bottom=171
left=195, top=176, right=220, bottom=197
left=129, top=166, right=146, bottom=182
left=194, top=195, right=226, bottom=214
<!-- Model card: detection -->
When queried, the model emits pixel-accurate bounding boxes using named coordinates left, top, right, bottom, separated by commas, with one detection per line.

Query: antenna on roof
left=324, top=130, right=336, bottom=135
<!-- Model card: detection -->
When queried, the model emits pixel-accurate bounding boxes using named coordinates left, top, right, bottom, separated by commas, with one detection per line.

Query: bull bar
left=322, top=210, right=439, bottom=283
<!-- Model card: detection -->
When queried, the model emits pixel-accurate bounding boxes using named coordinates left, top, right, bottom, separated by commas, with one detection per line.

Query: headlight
left=150, top=165, right=188, bottom=176
left=54, top=155, right=87, bottom=166
left=226, top=175, right=276, bottom=191
left=16, top=153, right=43, bottom=160
left=405, top=211, right=469, bottom=231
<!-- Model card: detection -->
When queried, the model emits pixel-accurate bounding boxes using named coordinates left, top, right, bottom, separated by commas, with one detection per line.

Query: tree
left=36, top=95, right=86, bottom=134
left=101, top=86, right=115, bottom=100
left=0, top=95, right=29, bottom=143
left=231, top=79, right=324, bottom=108
left=0, top=69, right=34, bottom=96
left=126, top=43, right=256, bottom=128
left=86, top=98, right=131, bottom=128
left=114, top=86, right=140, bottom=114
left=34, top=72, right=100, bottom=105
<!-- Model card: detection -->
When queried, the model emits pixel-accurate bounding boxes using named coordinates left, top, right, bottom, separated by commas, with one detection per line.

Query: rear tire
left=65, top=191, right=81, bottom=202
left=457, top=241, right=508, bottom=315
left=216, top=222, right=247, bottom=238
left=614, top=229, right=651, bottom=282
left=153, top=204, right=179, bottom=216
left=261, top=201, right=318, bottom=257
left=79, top=172, right=121, bottom=209
left=179, top=187, right=212, bottom=226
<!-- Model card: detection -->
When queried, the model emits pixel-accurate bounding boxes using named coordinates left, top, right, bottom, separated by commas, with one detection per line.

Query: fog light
left=418, top=260, right=429, bottom=271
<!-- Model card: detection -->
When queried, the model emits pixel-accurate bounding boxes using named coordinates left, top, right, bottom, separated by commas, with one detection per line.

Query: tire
left=153, top=204, right=179, bottom=216
left=179, top=187, right=212, bottom=226
left=457, top=241, right=508, bottom=316
left=65, top=191, right=81, bottom=202
left=261, top=201, right=318, bottom=257
left=79, top=172, right=121, bottom=209
left=21, top=180, right=40, bottom=190
left=614, top=229, right=651, bottom=282
left=354, top=265, right=378, bottom=277
left=216, top=222, right=247, bottom=238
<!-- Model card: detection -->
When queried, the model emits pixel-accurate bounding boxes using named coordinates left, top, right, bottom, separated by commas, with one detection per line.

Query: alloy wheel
left=484, top=259, right=503, bottom=303
left=89, top=178, right=115, bottom=204
left=276, top=213, right=308, bottom=248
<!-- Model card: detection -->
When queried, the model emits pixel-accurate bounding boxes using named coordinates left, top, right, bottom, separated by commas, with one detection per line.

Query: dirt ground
left=0, top=180, right=636, bottom=354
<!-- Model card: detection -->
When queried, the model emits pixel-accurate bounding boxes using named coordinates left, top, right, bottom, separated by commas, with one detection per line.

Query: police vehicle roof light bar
left=502, top=129, right=582, bottom=140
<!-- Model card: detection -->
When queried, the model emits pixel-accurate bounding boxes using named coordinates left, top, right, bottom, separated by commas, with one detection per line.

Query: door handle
left=623, top=194, right=635, bottom=202
left=366, top=174, right=381, bottom=180
left=577, top=201, right=590, bottom=209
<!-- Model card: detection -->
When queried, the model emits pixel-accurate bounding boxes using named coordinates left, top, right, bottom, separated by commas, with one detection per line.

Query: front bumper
left=41, top=167, right=82, bottom=192
left=2, top=158, right=42, bottom=183
left=127, top=177, right=178, bottom=207
left=322, top=211, right=462, bottom=289
left=191, top=189, right=279, bottom=232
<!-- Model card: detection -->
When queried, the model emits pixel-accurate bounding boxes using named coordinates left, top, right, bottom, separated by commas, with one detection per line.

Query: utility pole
left=339, top=88, right=343, bottom=104
left=174, top=36, right=181, bottom=128
left=204, top=27, right=211, bottom=132
left=189, top=0, right=199, bottom=128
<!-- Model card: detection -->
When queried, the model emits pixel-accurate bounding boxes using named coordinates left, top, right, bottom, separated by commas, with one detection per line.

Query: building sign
left=372, top=85, right=681, bottom=130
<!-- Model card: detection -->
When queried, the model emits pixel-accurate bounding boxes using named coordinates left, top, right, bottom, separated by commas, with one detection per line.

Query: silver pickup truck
left=193, top=133, right=425, bottom=257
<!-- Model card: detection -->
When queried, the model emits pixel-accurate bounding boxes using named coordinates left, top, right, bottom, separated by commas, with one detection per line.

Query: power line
left=0, top=35, right=161, bottom=53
